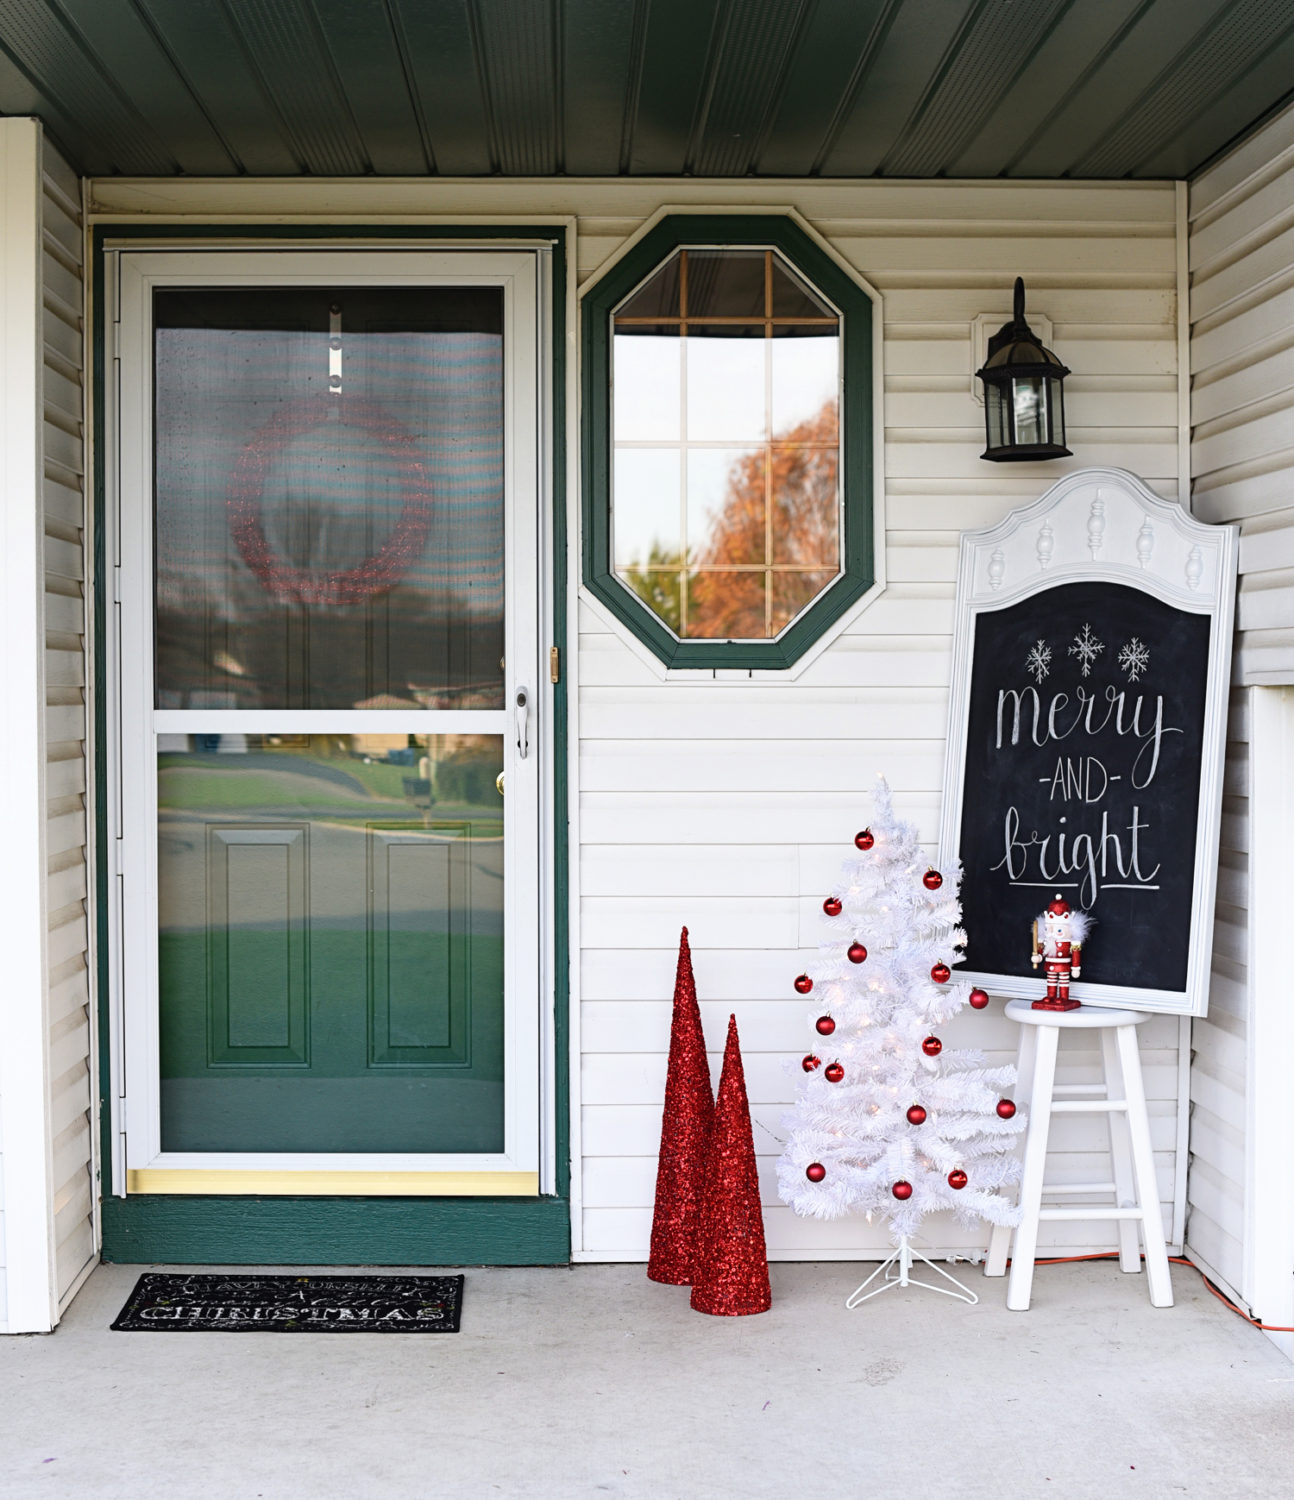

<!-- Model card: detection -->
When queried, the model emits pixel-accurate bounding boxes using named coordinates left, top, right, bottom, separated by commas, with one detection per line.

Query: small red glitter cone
left=690, top=1015, right=771, bottom=1316
left=647, top=927, right=715, bottom=1285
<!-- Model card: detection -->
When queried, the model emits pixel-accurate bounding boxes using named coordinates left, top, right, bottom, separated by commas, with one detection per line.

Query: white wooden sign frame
left=938, top=467, right=1237, bottom=1018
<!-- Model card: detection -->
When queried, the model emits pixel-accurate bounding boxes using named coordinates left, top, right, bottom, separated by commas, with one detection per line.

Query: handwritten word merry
left=996, top=683, right=1180, bottom=788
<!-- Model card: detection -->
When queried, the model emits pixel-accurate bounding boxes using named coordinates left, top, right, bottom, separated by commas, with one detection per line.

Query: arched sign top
left=939, top=468, right=1237, bottom=1018
left=959, top=467, right=1227, bottom=611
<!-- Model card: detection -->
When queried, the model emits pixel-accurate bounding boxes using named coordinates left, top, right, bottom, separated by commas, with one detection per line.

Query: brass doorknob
left=495, top=772, right=505, bottom=798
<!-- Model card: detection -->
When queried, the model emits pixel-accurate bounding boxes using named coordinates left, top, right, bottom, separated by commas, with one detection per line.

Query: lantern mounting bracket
left=970, top=307, right=1052, bottom=405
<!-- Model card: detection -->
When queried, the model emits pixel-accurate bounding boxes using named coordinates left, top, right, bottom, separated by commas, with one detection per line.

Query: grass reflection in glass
left=157, top=734, right=506, bottom=1155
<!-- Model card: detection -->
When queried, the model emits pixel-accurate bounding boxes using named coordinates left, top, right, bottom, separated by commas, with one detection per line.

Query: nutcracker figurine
left=1030, top=893, right=1092, bottom=1011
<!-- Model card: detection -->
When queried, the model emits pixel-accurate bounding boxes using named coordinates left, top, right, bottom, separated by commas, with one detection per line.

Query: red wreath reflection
left=227, top=396, right=434, bottom=606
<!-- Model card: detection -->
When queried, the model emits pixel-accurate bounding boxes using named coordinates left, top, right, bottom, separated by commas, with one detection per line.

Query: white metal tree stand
left=845, top=1236, right=979, bottom=1308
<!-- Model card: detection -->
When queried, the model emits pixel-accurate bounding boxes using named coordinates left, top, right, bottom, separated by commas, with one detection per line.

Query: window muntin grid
left=610, top=248, right=844, bottom=641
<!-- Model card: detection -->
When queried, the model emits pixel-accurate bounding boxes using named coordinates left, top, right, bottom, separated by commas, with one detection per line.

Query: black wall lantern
left=976, top=277, right=1071, bottom=462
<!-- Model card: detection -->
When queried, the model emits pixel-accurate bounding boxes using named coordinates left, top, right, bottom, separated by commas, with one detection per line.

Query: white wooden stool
left=985, top=999, right=1173, bottom=1311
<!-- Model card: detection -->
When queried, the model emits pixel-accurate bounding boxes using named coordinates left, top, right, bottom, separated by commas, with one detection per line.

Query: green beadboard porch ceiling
left=1, top=0, right=1292, bottom=180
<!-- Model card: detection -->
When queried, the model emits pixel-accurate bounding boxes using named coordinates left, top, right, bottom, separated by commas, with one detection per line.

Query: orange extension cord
left=1020, top=1251, right=1294, bottom=1333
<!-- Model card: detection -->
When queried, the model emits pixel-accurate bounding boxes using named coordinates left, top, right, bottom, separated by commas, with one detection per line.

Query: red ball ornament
left=968, top=987, right=990, bottom=1010
left=805, top=1162, right=826, bottom=1183
left=948, top=1169, right=968, bottom=1191
left=892, top=1180, right=913, bottom=1201
left=824, top=1062, right=845, bottom=1084
left=815, top=1015, right=836, bottom=1037
left=923, top=868, right=943, bottom=891
left=996, top=1098, right=1017, bottom=1119
left=847, top=942, right=868, bottom=965
left=823, top=896, right=843, bottom=917
left=922, top=1035, right=943, bottom=1057
left=930, top=962, right=951, bottom=984
left=794, top=973, right=813, bottom=995
left=801, top=1053, right=821, bottom=1073
left=854, top=829, right=874, bottom=851
left=906, top=1104, right=927, bottom=1125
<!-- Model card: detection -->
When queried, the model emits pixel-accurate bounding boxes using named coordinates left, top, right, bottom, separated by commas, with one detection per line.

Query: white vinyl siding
left=1186, top=100, right=1294, bottom=1319
left=1191, top=104, right=1294, bottom=689
left=87, top=175, right=1186, bottom=1263
left=1185, top=686, right=1248, bottom=1294
left=41, top=143, right=93, bottom=1307
left=570, top=180, right=1183, bottom=1260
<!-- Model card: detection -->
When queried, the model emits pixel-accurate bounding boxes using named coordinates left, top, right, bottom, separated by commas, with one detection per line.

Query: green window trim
left=582, top=213, right=875, bottom=671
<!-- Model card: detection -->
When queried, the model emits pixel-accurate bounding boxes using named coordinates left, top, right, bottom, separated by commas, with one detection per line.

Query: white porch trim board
left=1242, top=686, right=1294, bottom=1357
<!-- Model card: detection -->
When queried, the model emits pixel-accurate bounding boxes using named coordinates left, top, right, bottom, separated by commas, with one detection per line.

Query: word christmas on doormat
left=111, top=1272, right=464, bottom=1332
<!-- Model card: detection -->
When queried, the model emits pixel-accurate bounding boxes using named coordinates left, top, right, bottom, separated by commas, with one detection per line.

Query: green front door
left=116, top=251, right=542, bottom=1194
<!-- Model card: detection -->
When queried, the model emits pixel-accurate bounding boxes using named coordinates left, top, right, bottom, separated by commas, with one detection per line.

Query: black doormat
left=110, top=1272, right=464, bottom=1332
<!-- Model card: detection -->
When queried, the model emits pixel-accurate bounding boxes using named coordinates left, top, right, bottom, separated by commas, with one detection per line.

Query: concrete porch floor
left=1, top=1259, right=1292, bottom=1498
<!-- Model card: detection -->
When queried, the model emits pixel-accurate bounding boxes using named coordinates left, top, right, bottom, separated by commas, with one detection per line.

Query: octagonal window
left=583, top=216, right=874, bottom=669
left=612, top=248, right=842, bottom=640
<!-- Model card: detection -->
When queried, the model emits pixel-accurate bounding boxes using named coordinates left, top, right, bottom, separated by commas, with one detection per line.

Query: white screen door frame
left=108, top=248, right=545, bottom=1196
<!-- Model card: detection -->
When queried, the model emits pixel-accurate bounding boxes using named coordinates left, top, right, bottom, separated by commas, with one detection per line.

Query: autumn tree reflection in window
left=612, top=248, right=842, bottom=640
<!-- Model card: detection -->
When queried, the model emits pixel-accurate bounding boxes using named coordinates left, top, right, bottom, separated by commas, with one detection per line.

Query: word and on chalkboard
left=940, top=468, right=1236, bottom=1017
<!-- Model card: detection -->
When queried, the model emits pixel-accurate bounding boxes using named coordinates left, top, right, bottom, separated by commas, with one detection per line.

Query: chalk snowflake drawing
left=1068, top=622, right=1105, bottom=678
left=1118, top=637, right=1150, bottom=683
left=1025, top=639, right=1052, bottom=683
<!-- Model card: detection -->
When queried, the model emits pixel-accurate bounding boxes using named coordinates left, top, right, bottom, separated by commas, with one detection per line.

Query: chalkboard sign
left=938, top=469, right=1237, bottom=1017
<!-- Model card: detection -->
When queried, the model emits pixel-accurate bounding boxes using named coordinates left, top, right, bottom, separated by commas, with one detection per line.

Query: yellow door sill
left=126, top=1169, right=540, bottom=1197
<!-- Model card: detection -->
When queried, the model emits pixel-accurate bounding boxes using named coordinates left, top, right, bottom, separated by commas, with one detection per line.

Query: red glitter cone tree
left=648, top=927, right=715, bottom=1285
left=691, top=1015, right=771, bottom=1316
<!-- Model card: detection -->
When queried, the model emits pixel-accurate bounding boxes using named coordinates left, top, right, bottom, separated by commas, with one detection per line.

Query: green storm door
left=116, top=252, right=543, bottom=1193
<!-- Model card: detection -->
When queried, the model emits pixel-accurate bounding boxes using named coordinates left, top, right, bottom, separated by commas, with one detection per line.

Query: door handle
left=515, top=688, right=529, bottom=760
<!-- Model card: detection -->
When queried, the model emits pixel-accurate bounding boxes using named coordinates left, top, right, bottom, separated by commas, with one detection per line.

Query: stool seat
left=986, top=1002, right=1173, bottom=1311
left=1003, top=998, right=1152, bottom=1029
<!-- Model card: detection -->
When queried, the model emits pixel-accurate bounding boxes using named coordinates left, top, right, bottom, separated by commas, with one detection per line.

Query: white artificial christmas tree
left=777, top=777, right=1025, bottom=1302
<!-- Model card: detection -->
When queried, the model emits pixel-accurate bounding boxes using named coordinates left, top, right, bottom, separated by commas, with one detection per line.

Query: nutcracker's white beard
left=1038, top=909, right=1093, bottom=946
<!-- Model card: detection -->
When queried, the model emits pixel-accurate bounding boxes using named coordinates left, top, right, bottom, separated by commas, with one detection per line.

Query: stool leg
left=986, top=1023, right=1036, bottom=1278
left=1115, top=1023, right=1174, bottom=1308
left=1100, top=1025, right=1141, bottom=1274
left=1007, top=1024, right=1059, bottom=1312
